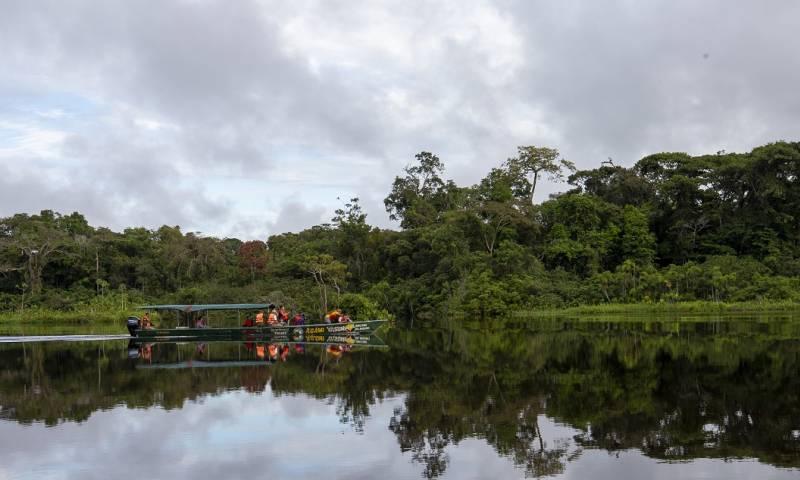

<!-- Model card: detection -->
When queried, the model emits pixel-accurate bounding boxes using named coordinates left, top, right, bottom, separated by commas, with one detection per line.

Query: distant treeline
left=1, top=141, right=799, bottom=320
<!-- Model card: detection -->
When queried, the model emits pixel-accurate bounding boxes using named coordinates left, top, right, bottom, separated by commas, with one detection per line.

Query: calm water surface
left=1, top=315, right=799, bottom=479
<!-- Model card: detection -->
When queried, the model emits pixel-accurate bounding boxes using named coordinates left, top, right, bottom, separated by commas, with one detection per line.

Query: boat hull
left=129, top=334, right=387, bottom=348
left=132, top=320, right=386, bottom=340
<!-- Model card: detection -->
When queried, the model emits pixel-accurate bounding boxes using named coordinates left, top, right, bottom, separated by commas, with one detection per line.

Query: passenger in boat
left=291, top=313, right=305, bottom=325
left=141, top=312, right=154, bottom=329
left=278, top=305, right=289, bottom=324
left=195, top=314, right=206, bottom=328
left=338, top=311, right=351, bottom=323
left=280, top=345, right=290, bottom=362
left=325, top=309, right=341, bottom=324
left=256, top=344, right=266, bottom=359
left=255, top=310, right=265, bottom=325
left=242, top=316, right=255, bottom=327
left=267, top=305, right=279, bottom=325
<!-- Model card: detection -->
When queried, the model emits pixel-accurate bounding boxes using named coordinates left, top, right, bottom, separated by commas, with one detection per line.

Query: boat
left=129, top=334, right=388, bottom=347
left=133, top=321, right=386, bottom=341
left=128, top=303, right=387, bottom=340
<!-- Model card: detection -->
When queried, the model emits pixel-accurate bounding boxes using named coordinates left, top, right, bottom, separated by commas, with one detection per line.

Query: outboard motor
left=127, top=316, right=140, bottom=336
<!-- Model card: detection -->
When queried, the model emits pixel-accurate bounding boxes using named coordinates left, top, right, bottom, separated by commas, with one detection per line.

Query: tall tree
left=332, top=197, right=371, bottom=281
left=466, top=168, right=530, bottom=255
left=237, top=240, right=268, bottom=283
left=384, top=151, right=460, bottom=229
left=0, top=212, right=72, bottom=294
left=304, top=253, right=347, bottom=316
left=505, top=146, right=576, bottom=205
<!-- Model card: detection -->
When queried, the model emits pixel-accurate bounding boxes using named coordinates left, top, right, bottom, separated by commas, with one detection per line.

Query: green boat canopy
left=137, top=303, right=270, bottom=312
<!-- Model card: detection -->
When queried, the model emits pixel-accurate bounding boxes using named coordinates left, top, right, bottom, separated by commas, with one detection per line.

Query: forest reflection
left=1, top=318, right=799, bottom=478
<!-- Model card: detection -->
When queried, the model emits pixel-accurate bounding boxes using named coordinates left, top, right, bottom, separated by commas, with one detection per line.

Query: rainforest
left=1, top=141, right=799, bottom=324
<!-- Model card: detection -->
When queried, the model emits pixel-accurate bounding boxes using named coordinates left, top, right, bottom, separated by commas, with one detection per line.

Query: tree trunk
left=322, top=282, right=328, bottom=314
left=27, top=256, right=43, bottom=295
left=482, top=230, right=495, bottom=255
left=530, top=170, right=540, bottom=205
left=95, top=250, right=100, bottom=295
left=333, top=278, right=341, bottom=308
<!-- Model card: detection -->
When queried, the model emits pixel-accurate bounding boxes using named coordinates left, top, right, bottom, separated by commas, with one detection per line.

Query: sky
left=1, top=0, right=799, bottom=240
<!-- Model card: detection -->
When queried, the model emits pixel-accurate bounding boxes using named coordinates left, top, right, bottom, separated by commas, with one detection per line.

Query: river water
left=1, top=315, right=799, bottom=479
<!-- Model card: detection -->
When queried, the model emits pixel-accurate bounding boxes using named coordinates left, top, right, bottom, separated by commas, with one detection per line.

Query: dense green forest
left=1, top=141, right=799, bottom=322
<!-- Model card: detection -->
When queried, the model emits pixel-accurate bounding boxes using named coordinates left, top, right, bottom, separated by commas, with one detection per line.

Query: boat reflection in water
left=128, top=333, right=386, bottom=370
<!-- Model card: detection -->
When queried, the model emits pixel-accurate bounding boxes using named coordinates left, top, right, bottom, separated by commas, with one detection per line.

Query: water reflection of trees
left=389, top=394, right=579, bottom=478
left=1, top=321, right=799, bottom=476
left=382, top=324, right=800, bottom=477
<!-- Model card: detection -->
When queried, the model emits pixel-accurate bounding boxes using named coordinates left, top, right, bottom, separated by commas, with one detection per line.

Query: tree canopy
left=2, top=141, right=800, bottom=321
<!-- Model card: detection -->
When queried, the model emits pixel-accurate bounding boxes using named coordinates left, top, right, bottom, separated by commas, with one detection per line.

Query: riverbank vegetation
left=2, top=141, right=800, bottom=324
left=525, top=300, right=800, bottom=318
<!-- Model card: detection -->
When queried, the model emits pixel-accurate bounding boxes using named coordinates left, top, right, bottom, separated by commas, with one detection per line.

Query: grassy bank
left=0, top=306, right=133, bottom=324
left=0, top=290, right=148, bottom=323
left=0, top=304, right=135, bottom=336
left=523, top=300, right=800, bottom=318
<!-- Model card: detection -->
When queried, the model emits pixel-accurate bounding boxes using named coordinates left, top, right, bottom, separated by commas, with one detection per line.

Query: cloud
left=265, top=200, right=328, bottom=236
left=1, top=0, right=798, bottom=235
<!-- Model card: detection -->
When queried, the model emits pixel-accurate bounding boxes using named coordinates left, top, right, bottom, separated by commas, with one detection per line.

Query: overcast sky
left=1, top=0, right=798, bottom=239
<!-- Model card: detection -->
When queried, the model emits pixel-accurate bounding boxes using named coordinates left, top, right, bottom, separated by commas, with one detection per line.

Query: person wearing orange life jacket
left=255, top=311, right=265, bottom=325
left=324, top=309, right=341, bottom=324
left=140, top=312, right=154, bottom=329
left=267, top=305, right=278, bottom=325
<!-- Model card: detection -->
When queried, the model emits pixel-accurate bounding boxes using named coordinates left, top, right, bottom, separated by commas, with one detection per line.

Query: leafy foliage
left=2, top=142, right=800, bottom=321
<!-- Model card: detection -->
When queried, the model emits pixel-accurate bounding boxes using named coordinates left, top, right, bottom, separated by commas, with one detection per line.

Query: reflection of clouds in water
left=0, top=391, right=409, bottom=480
left=0, top=393, right=798, bottom=479
left=279, top=392, right=334, bottom=420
